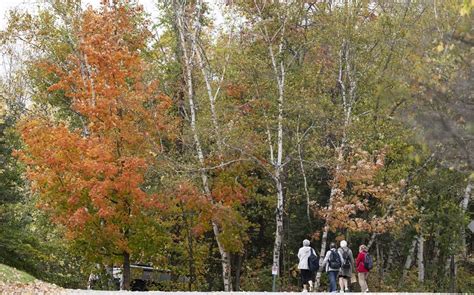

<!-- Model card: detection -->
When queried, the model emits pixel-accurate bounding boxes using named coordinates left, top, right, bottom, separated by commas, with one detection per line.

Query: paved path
left=64, top=292, right=457, bottom=295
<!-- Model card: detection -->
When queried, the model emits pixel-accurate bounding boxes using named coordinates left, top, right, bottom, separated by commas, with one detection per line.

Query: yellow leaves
left=414, top=223, right=422, bottom=234
left=435, top=42, right=444, bottom=53
left=0, top=101, right=6, bottom=124
left=460, top=0, right=474, bottom=16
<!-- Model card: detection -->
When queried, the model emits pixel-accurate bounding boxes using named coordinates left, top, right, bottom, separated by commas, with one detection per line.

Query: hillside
left=0, top=263, right=63, bottom=294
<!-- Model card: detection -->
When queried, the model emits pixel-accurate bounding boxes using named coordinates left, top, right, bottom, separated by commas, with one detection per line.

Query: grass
left=0, top=263, right=36, bottom=284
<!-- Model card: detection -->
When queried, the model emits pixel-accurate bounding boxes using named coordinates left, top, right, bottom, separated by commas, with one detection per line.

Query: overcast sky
left=0, top=0, right=227, bottom=30
left=0, top=0, right=160, bottom=30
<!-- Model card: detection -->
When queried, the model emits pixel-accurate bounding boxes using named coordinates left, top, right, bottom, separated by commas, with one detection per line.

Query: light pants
left=358, top=272, right=369, bottom=292
left=339, top=276, right=349, bottom=291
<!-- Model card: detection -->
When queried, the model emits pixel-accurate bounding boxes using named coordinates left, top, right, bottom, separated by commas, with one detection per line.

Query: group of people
left=297, top=239, right=371, bottom=293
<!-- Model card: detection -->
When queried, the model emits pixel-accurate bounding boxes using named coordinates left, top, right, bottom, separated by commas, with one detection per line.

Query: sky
left=0, top=0, right=225, bottom=30
left=0, top=0, right=159, bottom=30
left=0, top=0, right=226, bottom=78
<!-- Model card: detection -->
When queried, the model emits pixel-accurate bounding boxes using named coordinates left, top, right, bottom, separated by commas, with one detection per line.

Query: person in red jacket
left=355, top=244, right=369, bottom=292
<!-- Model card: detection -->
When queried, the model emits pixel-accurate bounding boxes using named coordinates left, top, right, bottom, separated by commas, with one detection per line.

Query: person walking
left=337, top=240, right=355, bottom=292
left=298, top=239, right=317, bottom=292
left=356, top=244, right=370, bottom=292
left=322, top=242, right=343, bottom=293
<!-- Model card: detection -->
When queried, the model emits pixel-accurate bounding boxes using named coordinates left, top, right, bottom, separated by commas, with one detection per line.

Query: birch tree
left=172, top=0, right=247, bottom=290
left=248, top=0, right=292, bottom=281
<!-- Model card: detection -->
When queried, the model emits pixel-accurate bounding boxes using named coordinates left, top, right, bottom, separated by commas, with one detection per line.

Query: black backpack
left=328, top=250, right=342, bottom=269
left=308, top=248, right=319, bottom=272
left=363, top=252, right=373, bottom=270
left=341, top=249, right=351, bottom=269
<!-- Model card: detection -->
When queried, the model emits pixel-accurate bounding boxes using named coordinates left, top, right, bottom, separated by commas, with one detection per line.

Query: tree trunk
left=272, top=52, right=285, bottom=289
left=432, top=234, right=440, bottom=278
left=174, top=1, right=232, bottom=290
left=367, top=232, right=377, bottom=250
left=234, top=254, right=243, bottom=291
left=385, top=244, right=394, bottom=274
left=417, top=235, right=424, bottom=283
left=460, top=180, right=472, bottom=258
left=376, top=242, right=384, bottom=283
left=182, top=210, right=196, bottom=290
left=195, top=31, right=234, bottom=293
left=400, top=238, right=417, bottom=284
left=257, top=5, right=288, bottom=285
left=212, top=222, right=233, bottom=291
left=297, top=119, right=313, bottom=225
left=445, top=180, right=471, bottom=292
left=205, top=240, right=216, bottom=291
left=315, top=147, right=344, bottom=289
left=273, top=174, right=285, bottom=281
left=121, top=251, right=130, bottom=290
left=315, top=176, right=339, bottom=289
left=449, top=255, right=456, bottom=292
left=315, top=224, right=328, bottom=289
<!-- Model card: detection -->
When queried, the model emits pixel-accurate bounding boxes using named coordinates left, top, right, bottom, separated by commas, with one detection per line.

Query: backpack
left=308, top=248, right=319, bottom=272
left=341, top=249, right=351, bottom=269
left=328, top=250, right=342, bottom=269
left=363, top=252, right=373, bottom=270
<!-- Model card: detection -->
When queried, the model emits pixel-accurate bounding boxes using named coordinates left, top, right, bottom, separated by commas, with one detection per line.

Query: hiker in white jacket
left=298, top=239, right=316, bottom=292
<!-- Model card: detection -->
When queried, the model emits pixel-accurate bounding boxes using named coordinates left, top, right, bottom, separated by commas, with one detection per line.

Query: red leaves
left=211, top=182, right=247, bottom=206
left=317, top=146, right=401, bottom=233
left=69, top=207, right=91, bottom=229
left=17, top=3, right=174, bottom=257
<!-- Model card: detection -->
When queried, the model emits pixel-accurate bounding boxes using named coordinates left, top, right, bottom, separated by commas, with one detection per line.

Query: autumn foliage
left=18, top=3, right=173, bottom=265
left=316, top=147, right=415, bottom=235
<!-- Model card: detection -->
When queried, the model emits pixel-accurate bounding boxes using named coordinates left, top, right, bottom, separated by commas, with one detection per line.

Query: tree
left=165, top=0, right=253, bottom=290
left=18, top=2, right=174, bottom=290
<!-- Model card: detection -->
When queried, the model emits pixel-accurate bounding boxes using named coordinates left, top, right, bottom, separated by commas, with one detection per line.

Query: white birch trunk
left=314, top=223, right=328, bottom=288
left=271, top=52, right=285, bottom=279
left=297, top=125, right=312, bottom=225
left=450, top=179, right=472, bottom=290
left=401, top=237, right=417, bottom=283
left=460, top=180, right=472, bottom=258
left=175, top=2, right=232, bottom=290
left=255, top=2, right=288, bottom=280
left=273, top=170, right=285, bottom=277
left=194, top=22, right=235, bottom=292
left=196, top=48, right=225, bottom=152
left=315, top=40, right=353, bottom=289
left=417, top=235, right=424, bottom=283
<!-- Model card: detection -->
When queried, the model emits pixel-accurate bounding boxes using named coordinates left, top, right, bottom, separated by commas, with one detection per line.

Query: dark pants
left=300, top=269, right=314, bottom=285
left=328, top=271, right=338, bottom=292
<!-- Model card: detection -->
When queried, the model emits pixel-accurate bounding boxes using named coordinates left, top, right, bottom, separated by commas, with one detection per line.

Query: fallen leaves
left=0, top=280, right=64, bottom=295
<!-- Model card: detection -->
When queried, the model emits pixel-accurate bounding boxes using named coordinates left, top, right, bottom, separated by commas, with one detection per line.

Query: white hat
left=340, top=240, right=347, bottom=247
left=303, top=239, right=310, bottom=246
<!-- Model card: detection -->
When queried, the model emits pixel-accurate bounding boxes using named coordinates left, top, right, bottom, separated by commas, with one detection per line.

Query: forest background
left=0, top=0, right=472, bottom=292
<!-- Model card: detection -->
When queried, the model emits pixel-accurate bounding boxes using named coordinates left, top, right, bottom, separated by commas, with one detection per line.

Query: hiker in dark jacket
left=337, top=240, right=355, bottom=292
left=356, top=244, right=369, bottom=292
left=321, top=242, right=343, bottom=293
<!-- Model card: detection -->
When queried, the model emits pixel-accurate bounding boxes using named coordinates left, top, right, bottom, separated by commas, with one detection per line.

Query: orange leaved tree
left=315, top=146, right=415, bottom=239
left=18, top=2, right=174, bottom=290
